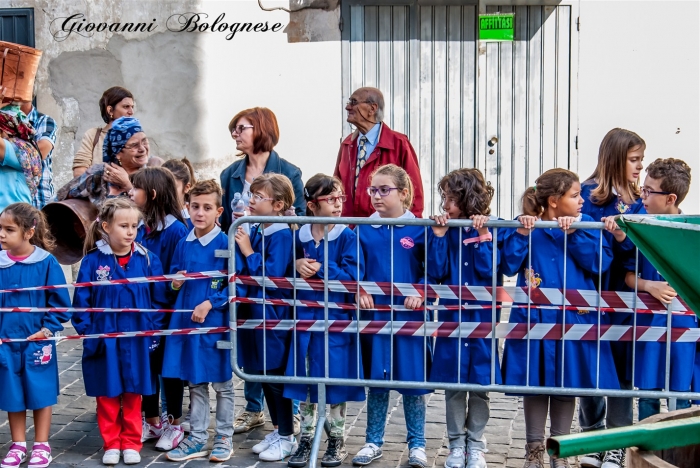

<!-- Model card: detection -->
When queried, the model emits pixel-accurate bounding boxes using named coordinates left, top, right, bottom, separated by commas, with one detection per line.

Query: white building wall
left=2, top=0, right=697, bottom=212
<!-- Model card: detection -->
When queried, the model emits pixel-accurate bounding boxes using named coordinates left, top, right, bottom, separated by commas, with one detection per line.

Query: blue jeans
left=638, top=397, right=691, bottom=422
left=245, top=380, right=300, bottom=415
left=578, top=379, right=633, bottom=430
left=365, top=390, right=425, bottom=449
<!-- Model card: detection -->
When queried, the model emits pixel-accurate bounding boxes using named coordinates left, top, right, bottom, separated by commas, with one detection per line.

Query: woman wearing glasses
left=56, top=117, right=162, bottom=208
left=219, top=107, right=305, bottom=437
left=220, top=107, right=304, bottom=235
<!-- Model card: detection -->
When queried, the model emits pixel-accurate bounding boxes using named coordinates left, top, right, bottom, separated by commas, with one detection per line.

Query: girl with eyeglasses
left=352, top=164, right=446, bottom=468
left=283, top=174, right=365, bottom=468
left=578, top=128, right=647, bottom=468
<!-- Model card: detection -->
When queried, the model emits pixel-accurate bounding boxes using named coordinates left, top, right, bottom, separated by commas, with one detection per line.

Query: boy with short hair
left=161, top=180, right=234, bottom=462
left=621, top=158, right=695, bottom=422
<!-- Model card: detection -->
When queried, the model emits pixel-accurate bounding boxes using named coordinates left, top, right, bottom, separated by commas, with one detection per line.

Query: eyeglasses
left=641, top=187, right=671, bottom=197
left=367, top=186, right=399, bottom=197
left=246, top=191, right=274, bottom=203
left=123, top=138, right=149, bottom=151
left=346, top=99, right=372, bottom=107
left=313, top=195, right=347, bottom=204
left=231, top=124, right=254, bottom=135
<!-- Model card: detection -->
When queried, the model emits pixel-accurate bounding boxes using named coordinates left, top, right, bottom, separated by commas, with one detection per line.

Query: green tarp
left=616, top=215, right=700, bottom=318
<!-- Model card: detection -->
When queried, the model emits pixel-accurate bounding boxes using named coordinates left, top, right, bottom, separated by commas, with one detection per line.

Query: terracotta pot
left=42, top=199, right=98, bottom=265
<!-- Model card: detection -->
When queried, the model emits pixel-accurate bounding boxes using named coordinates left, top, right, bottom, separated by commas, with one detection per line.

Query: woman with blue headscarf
left=56, top=117, right=163, bottom=207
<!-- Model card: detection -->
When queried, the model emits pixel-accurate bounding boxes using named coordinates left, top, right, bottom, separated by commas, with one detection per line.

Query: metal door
left=341, top=1, right=578, bottom=217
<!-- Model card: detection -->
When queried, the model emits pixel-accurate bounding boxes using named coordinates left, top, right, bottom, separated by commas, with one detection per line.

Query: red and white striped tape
left=234, top=319, right=700, bottom=343
left=232, top=275, right=691, bottom=314
left=3, top=320, right=698, bottom=343
left=0, top=326, right=230, bottom=344
left=0, top=270, right=227, bottom=294
left=232, top=296, right=696, bottom=316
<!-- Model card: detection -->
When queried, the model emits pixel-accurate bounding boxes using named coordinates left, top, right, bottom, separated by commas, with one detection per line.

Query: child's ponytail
left=521, top=168, right=579, bottom=217
left=84, top=198, right=142, bottom=255
left=0, top=203, right=55, bottom=251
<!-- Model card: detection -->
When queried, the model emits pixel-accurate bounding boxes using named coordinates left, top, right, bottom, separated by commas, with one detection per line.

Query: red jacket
left=334, top=123, right=424, bottom=219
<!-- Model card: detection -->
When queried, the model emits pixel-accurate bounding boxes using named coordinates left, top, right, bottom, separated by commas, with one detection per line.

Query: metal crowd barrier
left=219, top=216, right=700, bottom=468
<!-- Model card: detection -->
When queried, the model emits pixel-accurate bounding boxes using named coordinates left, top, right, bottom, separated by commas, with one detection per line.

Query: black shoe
left=322, top=437, right=347, bottom=467
left=288, top=437, right=312, bottom=468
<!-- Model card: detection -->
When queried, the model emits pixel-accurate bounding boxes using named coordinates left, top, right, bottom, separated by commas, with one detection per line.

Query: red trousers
left=96, top=393, right=142, bottom=451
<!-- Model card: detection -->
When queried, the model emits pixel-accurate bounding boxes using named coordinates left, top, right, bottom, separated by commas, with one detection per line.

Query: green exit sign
left=479, top=13, right=515, bottom=41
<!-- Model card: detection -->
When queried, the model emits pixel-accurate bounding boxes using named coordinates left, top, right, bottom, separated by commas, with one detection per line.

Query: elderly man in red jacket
left=334, top=87, right=424, bottom=218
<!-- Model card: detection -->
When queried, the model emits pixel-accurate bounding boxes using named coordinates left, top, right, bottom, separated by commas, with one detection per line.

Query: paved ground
left=0, top=326, right=591, bottom=468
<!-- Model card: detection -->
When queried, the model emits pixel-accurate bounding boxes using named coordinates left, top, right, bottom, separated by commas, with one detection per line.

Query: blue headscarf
left=103, top=116, right=143, bottom=164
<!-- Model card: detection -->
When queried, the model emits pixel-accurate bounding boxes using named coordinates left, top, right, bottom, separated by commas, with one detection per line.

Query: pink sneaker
left=28, top=444, right=52, bottom=468
left=1, top=444, right=27, bottom=468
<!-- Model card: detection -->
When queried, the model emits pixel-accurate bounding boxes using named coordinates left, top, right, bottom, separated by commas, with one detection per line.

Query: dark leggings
left=251, top=368, right=294, bottom=437
left=142, top=342, right=164, bottom=419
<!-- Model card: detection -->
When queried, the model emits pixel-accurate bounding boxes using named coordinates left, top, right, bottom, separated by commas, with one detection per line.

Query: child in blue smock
left=578, top=128, right=646, bottom=468
left=352, top=164, right=445, bottom=468
left=620, top=158, right=695, bottom=420
left=234, top=173, right=297, bottom=462
left=501, top=168, right=615, bottom=466
left=283, top=174, right=365, bottom=468
left=71, top=198, right=168, bottom=466
left=428, top=169, right=503, bottom=468
left=161, top=158, right=196, bottom=231
left=130, top=167, right=189, bottom=450
left=161, top=180, right=232, bottom=463
left=0, top=203, right=71, bottom=468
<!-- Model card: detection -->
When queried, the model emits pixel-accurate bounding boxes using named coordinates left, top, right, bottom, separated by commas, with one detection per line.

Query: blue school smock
left=623, top=251, right=697, bottom=391
left=0, top=248, right=71, bottom=412
left=581, top=181, right=645, bottom=294
left=356, top=211, right=445, bottom=396
left=135, top=214, right=189, bottom=275
left=283, top=224, right=366, bottom=404
left=71, top=242, right=169, bottom=398
left=429, top=222, right=504, bottom=386
left=237, top=223, right=294, bottom=372
left=161, top=226, right=231, bottom=385
left=500, top=214, right=620, bottom=389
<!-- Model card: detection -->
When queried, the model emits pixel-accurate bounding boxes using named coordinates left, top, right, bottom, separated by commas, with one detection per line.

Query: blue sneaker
left=209, top=436, right=233, bottom=462
left=166, top=436, right=208, bottom=462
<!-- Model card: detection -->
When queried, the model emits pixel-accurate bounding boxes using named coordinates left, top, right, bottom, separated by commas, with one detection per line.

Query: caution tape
left=0, top=326, right=230, bottom=344
left=0, top=270, right=228, bottom=294
left=233, top=319, right=700, bottom=343
left=232, top=296, right=696, bottom=316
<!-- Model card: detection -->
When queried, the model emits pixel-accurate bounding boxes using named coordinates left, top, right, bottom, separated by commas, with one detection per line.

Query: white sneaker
left=155, top=424, right=185, bottom=452
left=252, top=430, right=279, bottom=454
left=102, top=449, right=120, bottom=465
left=466, top=449, right=487, bottom=468
left=122, top=449, right=141, bottom=465
left=444, top=447, right=466, bottom=468
left=408, top=447, right=428, bottom=468
left=259, top=435, right=297, bottom=461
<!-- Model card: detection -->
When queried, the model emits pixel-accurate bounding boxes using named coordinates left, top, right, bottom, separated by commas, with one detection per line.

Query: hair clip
left=32, top=219, right=37, bottom=228
left=533, top=185, right=537, bottom=192
left=95, top=216, right=101, bottom=222
left=304, top=188, right=310, bottom=198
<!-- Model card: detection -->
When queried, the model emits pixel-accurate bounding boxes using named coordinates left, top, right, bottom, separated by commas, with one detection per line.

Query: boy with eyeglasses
left=616, top=158, right=695, bottom=426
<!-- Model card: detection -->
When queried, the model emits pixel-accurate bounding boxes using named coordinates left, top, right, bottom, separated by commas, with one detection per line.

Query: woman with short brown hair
left=220, top=107, right=304, bottom=234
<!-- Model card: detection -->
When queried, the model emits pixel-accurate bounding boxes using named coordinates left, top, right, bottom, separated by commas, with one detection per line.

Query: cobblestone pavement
left=0, top=327, right=591, bottom=468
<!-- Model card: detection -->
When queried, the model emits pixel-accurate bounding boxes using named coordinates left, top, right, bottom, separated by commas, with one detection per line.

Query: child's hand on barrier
left=556, top=216, right=577, bottom=232
left=602, top=216, right=627, bottom=242
left=430, top=214, right=449, bottom=237
left=172, top=270, right=187, bottom=290
left=296, top=258, right=321, bottom=278
left=516, top=215, right=537, bottom=235
left=191, top=300, right=212, bottom=323
left=404, top=296, right=424, bottom=310
left=470, top=214, right=490, bottom=235
left=357, top=292, right=375, bottom=309
left=645, top=281, right=677, bottom=305
left=234, top=227, right=254, bottom=256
